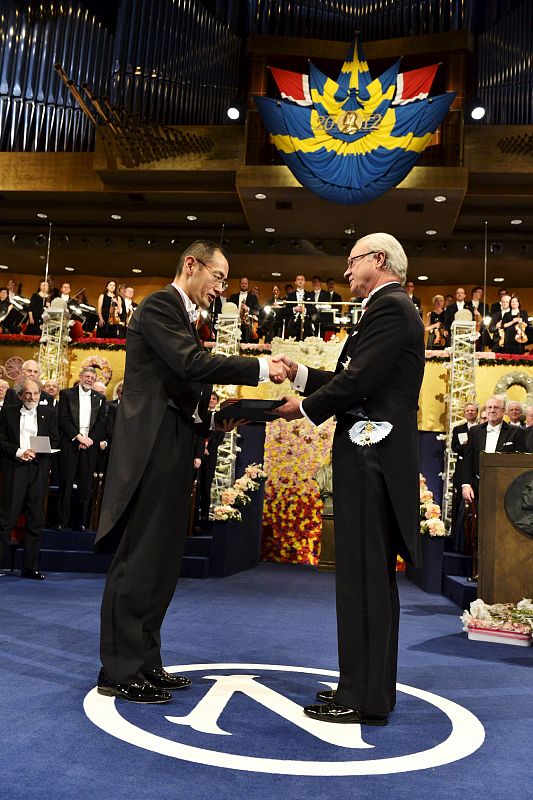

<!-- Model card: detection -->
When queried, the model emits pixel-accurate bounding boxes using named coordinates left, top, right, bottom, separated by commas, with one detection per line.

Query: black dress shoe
left=20, top=568, right=46, bottom=580
left=97, top=670, right=172, bottom=703
left=143, top=667, right=192, bottom=690
left=316, top=688, right=336, bottom=703
left=303, top=702, right=388, bottom=726
left=53, top=524, right=65, bottom=531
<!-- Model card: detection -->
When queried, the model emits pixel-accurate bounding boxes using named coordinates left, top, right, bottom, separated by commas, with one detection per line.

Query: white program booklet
left=29, top=436, right=60, bottom=454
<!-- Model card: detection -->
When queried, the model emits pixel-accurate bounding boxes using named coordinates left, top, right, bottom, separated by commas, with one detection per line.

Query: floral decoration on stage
left=213, top=463, right=267, bottom=522
left=262, top=417, right=335, bottom=565
left=419, top=474, right=446, bottom=536
left=461, top=598, right=533, bottom=645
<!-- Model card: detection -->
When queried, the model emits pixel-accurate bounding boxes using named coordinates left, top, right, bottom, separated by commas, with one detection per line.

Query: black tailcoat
left=300, top=283, right=425, bottom=715
left=0, top=403, right=58, bottom=569
left=461, top=421, right=525, bottom=492
left=97, top=284, right=260, bottom=684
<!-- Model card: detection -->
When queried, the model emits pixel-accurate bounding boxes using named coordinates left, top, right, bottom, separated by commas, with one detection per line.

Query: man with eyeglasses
left=96, top=239, right=289, bottom=704
left=272, top=233, right=425, bottom=727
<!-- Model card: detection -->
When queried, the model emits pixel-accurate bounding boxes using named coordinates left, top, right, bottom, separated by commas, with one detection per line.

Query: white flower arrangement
left=214, top=464, right=267, bottom=522
left=461, top=598, right=533, bottom=638
left=213, top=505, right=242, bottom=522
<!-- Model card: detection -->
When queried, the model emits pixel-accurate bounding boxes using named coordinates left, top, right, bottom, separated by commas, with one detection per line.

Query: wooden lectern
left=478, top=453, right=533, bottom=604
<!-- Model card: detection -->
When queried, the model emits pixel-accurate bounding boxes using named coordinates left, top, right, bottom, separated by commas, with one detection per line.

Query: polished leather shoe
left=316, top=688, right=336, bottom=703
left=97, top=670, right=172, bottom=703
left=143, top=667, right=192, bottom=690
left=53, top=524, right=65, bottom=531
left=20, top=568, right=46, bottom=580
left=304, top=702, right=388, bottom=726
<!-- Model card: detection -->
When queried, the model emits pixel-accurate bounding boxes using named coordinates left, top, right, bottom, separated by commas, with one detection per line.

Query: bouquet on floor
left=419, top=474, right=446, bottom=536
left=461, top=598, right=533, bottom=646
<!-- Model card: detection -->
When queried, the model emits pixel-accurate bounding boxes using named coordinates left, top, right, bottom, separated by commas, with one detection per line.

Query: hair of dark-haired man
left=284, top=284, right=294, bottom=293
left=176, top=240, right=228, bottom=277
left=312, top=275, right=322, bottom=283
left=471, top=286, right=483, bottom=295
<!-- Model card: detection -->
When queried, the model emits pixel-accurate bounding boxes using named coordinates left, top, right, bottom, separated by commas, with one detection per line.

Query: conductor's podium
left=478, top=453, right=533, bottom=604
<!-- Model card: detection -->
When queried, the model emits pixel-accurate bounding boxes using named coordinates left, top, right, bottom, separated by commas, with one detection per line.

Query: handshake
left=264, top=354, right=298, bottom=384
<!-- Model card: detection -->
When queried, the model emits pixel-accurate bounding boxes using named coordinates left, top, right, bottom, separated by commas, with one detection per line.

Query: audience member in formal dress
left=4, top=361, right=53, bottom=407
left=425, top=294, right=447, bottom=349
left=462, top=396, right=525, bottom=505
left=47, top=276, right=60, bottom=300
left=451, top=402, right=479, bottom=456
left=57, top=367, right=107, bottom=530
left=326, top=278, right=342, bottom=305
left=259, top=284, right=284, bottom=342
left=0, top=380, right=8, bottom=410
left=196, top=392, right=225, bottom=521
left=43, top=380, right=60, bottom=407
left=285, top=274, right=313, bottom=340
left=404, top=280, right=422, bottom=314
left=444, top=287, right=474, bottom=336
left=0, top=379, right=59, bottom=579
left=0, top=287, right=10, bottom=317
left=284, top=283, right=294, bottom=298
left=444, top=293, right=454, bottom=308
left=507, top=400, right=524, bottom=426
left=229, top=277, right=259, bottom=344
left=489, top=293, right=511, bottom=352
left=97, top=280, right=123, bottom=338
left=120, top=285, right=137, bottom=327
left=311, top=276, right=328, bottom=304
left=479, top=406, right=488, bottom=423
left=525, top=406, right=533, bottom=451
left=26, top=281, right=51, bottom=335
left=490, top=287, right=510, bottom=315
left=501, top=296, right=529, bottom=354
left=450, top=401, right=480, bottom=549
left=467, top=286, right=490, bottom=349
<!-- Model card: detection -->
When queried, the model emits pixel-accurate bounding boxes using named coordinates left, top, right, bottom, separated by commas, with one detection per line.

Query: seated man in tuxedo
left=285, top=274, right=314, bottom=340
left=0, top=379, right=59, bottom=579
left=506, top=400, right=524, bottom=426
left=462, top=396, right=525, bottom=504
left=57, top=367, right=107, bottom=530
left=229, top=277, right=259, bottom=344
left=4, top=360, right=54, bottom=407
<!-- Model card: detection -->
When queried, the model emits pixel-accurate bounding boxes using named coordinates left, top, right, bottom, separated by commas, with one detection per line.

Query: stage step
left=180, top=555, right=211, bottom=579
left=442, top=552, right=473, bottom=578
left=442, top=574, right=477, bottom=609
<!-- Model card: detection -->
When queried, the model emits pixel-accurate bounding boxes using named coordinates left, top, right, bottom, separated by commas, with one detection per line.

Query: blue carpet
left=0, top=564, right=531, bottom=799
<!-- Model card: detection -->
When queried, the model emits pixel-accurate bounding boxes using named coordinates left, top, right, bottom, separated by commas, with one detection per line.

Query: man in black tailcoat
left=95, top=239, right=288, bottom=704
left=229, top=277, right=259, bottom=343
left=57, top=367, right=107, bottom=530
left=0, top=379, right=58, bottom=578
left=285, top=274, right=314, bottom=339
left=461, top=396, right=525, bottom=503
left=275, top=233, right=425, bottom=726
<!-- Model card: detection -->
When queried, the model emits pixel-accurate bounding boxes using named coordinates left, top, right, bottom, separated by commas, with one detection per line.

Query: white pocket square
left=39, top=400, right=47, bottom=405
left=348, top=420, right=393, bottom=446
left=502, top=441, right=514, bottom=447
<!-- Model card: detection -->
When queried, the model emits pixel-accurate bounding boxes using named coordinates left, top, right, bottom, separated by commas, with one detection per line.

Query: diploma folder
left=215, top=399, right=284, bottom=422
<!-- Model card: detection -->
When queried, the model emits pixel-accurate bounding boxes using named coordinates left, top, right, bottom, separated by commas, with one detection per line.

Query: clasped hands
left=268, top=354, right=305, bottom=422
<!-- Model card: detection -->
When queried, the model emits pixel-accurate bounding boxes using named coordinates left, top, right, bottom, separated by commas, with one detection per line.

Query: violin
left=433, top=323, right=444, bottom=347
left=515, top=318, right=528, bottom=344
left=108, top=300, right=121, bottom=327
left=498, top=325, right=505, bottom=348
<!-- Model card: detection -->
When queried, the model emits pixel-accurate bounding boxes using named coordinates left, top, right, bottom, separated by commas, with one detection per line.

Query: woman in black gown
left=26, top=280, right=50, bottom=335
left=97, top=280, right=123, bottom=338
left=425, top=294, right=447, bottom=350
left=501, top=296, right=529, bottom=354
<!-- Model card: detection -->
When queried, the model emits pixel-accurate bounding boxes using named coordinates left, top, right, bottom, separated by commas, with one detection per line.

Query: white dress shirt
left=78, top=385, right=92, bottom=436
left=484, top=423, right=502, bottom=454
left=17, top=406, right=38, bottom=459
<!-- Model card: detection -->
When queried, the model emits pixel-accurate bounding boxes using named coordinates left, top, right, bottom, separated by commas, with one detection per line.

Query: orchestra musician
left=285, top=274, right=314, bottom=340
left=229, top=277, right=259, bottom=343
left=500, top=296, right=530, bottom=354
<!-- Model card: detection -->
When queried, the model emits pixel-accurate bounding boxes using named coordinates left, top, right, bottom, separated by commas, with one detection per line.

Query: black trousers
left=0, top=460, right=50, bottom=570
left=58, top=442, right=98, bottom=527
left=332, top=435, right=403, bottom=716
left=99, top=407, right=194, bottom=684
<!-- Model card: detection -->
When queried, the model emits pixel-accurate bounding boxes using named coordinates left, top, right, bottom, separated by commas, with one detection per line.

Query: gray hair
left=506, top=399, right=524, bottom=412
left=16, top=378, right=41, bottom=396
left=356, top=232, right=408, bottom=285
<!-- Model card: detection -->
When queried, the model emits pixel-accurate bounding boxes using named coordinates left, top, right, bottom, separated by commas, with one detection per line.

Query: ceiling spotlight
left=490, top=241, right=503, bottom=254
left=245, top=239, right=255, bottom=247
left=255, top=193, right=267, bottom=200
left=227, top=106, right=240, bottom=120
left=289, top=239, right=300, bottom=248
left=314, top=239, right=324, bottom=249
left=415, top=242, right=424, bottom=252
left=11, top=235, right=20, bottom=244
left=170, top=238, right=180, bottom=247
left=271, top=272, right=281, bottom=277
left=265, top=227, right=275, bottom=233
left=493, top=277, right=505, bottom=282
left=464, top=243, right=473, bottom=252
left=186, top=215, right=197, bottom=221
left=64, top=266, right=75, bottom=272
left=37, top=212, right=48, bottom=219
left=132, top=268, right=142, bottom=274
left=147, top=238, right=157, bottom=246
left=267, top=239, right=276, bottom=248
left=519, top=243, right=529, bottom=254
left=34, top=234, right=47, bottom=246
left=439, top=242, right=450, bottom=252
left=470, top=99, right=486, bottom=120
left=0, top=264, right=8, bottom=270
left=58, top=235, right=70, bottom=245
left=111, top=214, right=122, bottom=220
left=434, top=196, right=447, bottom=203
left=340, top=240, right=349, bottom=250
left=510, top=219, right=523, bottom=225
left=82, top=236, right=92, bottom=247
left=417, top=275, right=429, bottom=281
left=344, top=225, right=356, bottom=236
left=127, top=238, right=136, bottom=247
left=425, top=229, right=437, bottom=236
left=103, top=237, right=113, bottom=247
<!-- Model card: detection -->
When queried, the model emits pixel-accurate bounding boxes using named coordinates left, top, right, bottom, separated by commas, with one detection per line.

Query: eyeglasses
left=346, top=251, right=379, bottom=270
left=195, top=258, right=229, bottom=291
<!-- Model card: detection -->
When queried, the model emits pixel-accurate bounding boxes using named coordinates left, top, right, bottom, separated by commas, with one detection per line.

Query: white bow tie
left=188, top=308, right=199, bottom=323
left=487, top=425, right=499, bottom=433
left=20, top=407, right=36, bottom=417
